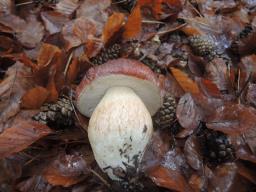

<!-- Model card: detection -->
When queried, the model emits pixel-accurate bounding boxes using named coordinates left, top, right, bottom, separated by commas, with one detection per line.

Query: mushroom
left=76, top=59, right=162, bottom=180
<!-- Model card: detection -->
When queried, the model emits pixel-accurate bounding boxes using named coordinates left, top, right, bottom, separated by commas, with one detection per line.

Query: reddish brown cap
left=76, top=58, right=162, bottom=117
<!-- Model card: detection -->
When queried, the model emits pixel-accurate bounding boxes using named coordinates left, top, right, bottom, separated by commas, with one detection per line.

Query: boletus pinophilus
left=76, top=58, right=163, bottom=180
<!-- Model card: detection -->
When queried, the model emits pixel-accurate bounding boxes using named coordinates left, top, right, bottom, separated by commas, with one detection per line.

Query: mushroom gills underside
left=77, top=74, right=162, bottom=117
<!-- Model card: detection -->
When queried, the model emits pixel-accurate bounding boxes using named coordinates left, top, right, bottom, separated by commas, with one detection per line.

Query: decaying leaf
left=0, top=120, right=52, bottom=159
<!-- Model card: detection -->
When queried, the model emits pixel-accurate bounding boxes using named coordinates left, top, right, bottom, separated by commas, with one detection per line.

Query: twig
left=64, top=52, right=73, bottom=78
left=236, top=72, right=252, bottom=99
left=186, top=0, right=204, bottom=18
left=142, top=20, right=166, bottom=25
left=15, top=1, right=34, bottom=7
left=157, top=23, right=187, bottom=36
left=90, top=169, right=111, bottom=188
left=69, top=91, right=88, bottom=133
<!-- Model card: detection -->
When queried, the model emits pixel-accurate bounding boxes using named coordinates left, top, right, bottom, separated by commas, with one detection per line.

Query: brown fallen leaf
left=206, top=103, right=256, bottom=135
left=0, top=120, right=52, bottom=159
left=62, top=17, right=97, bottom=51
left=55, top=0, right=79, bottom=16
left=43, top=151, right=92, bottom=187
left=41, top=11, right=70, bottom=35
left=123, top=4, right=142, bottom=40
left=102, top=12, right=125, bottom=44
left=77, top=0, right=111, bottom=35
left=16, top=16, right=44, bottom=49
left=21, top=86, right=49, bottom=109
left=176, top=93, right=203, bottom=130
left=0, top=62, right=34, bottom=130
left=171, top=67, right=200, bottom=95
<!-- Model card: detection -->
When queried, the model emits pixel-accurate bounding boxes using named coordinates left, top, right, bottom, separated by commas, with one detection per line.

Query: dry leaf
left=171, top=67, right=200, bottom=95
left=0, top=120, right=52, bottom=159
left=102, top=12, right=125, bottom=44
left=16, top=16, right=44, bottom=48
left=55, top=0, right=79, bottom=16
left=62, top=17, right=96, bottom=51
left=123, top=4, right=142, bottom=40
left=41, top=11, right=70, bottom=35
left=21, top=86, right=49, bottom=109
left=77, top=0, right=111, bottom=35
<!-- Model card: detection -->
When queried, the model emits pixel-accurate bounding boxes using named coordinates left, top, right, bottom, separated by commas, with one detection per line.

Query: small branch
left=157, top=23, right=187, bottom=36
left=90, top=169, right=111, bottom=188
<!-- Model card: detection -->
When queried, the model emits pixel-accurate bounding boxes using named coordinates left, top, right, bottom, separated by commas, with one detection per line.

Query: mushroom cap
left=76, top=58, right=162, bottom=117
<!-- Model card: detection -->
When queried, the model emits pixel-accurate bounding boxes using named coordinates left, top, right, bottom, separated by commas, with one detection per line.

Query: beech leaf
left=102, top=12, right=125, bottom=44
left=123, top=4, right=142, bottom=40
left=206, top=103, right=256, bottom=135
left=176, top=93, right=202, bottom=130
left=21, top=86, right=49, bottom=109
left=0, top=120, right=52, bottom=159
left=171, top=67, right=200, bottom=95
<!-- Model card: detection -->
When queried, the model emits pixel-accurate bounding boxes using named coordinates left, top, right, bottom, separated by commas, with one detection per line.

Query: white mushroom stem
left=88, top=86, right=153, bottom=180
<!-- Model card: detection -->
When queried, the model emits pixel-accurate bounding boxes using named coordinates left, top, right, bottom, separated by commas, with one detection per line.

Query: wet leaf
left=21, top=86, right=49, bottom=109
left=102, top=12, right=125, bottom=44
left=205, top=57, right=230, bottom=92
left=123, top=4, right=142, bottom=40
left=16, top=176, right=52, bottom=192
left=238, top=31, right=256, bottom=56
left=176, top=93, right=203, bottom=130
left=0, top=120, right=52, bottom=159
left=244, top=127, right=256, bottom=155
left=206, top=103, right=256, bottom=135
left=43, top=152, right=91, bottom=187
left=208, top=163, right=239, bottom=192
left=0, top=62, right=34, bottom=129
left=171, top=67, right=200, bottom=95
left=184, top=136, right=203, bottom=171
left=149, top=148, right=192, bottom=192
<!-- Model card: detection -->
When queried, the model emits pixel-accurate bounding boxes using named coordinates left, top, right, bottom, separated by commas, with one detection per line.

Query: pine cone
left=197, top=123, right=235, bottom=165
left=153, top=95, right=176, bottom=129
left=33, top=96, right=74, bottom=129
left=141, top=57, right=164, bottom=74
left=189, top=35, right=217, bottom=60
left=230, top=25, right=253, bottom=54
left=91, top=44, right=121, bottom=65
